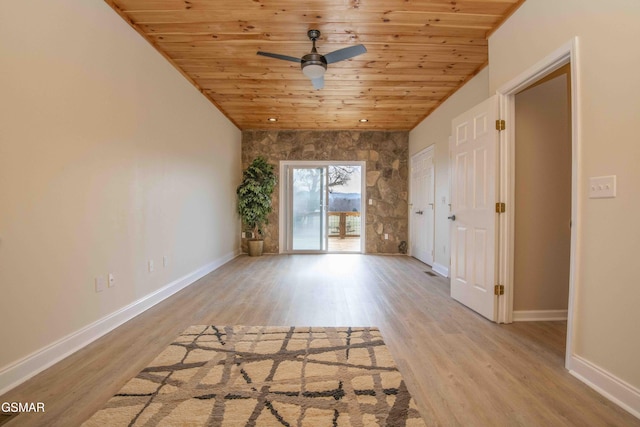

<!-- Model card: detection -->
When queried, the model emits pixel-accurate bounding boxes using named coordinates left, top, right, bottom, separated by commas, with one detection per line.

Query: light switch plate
left=95, top=277, right=106, bottom=293
left=588, top=175, right=616, bottom=199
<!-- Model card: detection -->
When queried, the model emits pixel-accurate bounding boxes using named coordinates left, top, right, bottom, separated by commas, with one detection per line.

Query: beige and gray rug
left=84, top=326, right=426, bottom=426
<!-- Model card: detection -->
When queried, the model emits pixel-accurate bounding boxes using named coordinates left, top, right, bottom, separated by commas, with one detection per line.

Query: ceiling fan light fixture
left=302, top=63, right=326, bottom=79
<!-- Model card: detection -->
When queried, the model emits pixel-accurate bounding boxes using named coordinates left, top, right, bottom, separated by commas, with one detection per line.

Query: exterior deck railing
left=328, top=212, right=361, bottom=238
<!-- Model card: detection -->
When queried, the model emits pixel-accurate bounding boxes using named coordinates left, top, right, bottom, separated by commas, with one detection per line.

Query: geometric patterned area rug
left=83, top=326, right=426, bottom=426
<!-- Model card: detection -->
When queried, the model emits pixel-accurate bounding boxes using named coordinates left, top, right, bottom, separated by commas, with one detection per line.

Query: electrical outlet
left=95, top=277, right=106, bottom=293
left=108, top=273, right=115, bottom=288
left=369, top=199, right=373, bottom=205
left=384, top=233, right=389, bottom=240
left=148, top=260, right=154, bottom=273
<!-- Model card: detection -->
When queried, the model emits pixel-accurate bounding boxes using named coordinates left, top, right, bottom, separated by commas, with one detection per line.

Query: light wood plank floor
left=1, top=254, right=638, bottom=426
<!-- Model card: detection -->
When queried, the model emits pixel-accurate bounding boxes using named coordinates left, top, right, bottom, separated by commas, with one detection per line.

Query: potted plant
left=236, top=156, right=277, bottom=256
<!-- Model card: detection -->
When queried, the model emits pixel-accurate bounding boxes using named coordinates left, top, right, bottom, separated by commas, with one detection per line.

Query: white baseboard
left=432, top=262, right=449, bottom=278
left=0, top=250, right=239, bottom=396
left=513, top=309, right=568, bottom=321
left=570, top=354, right=640, bottom=419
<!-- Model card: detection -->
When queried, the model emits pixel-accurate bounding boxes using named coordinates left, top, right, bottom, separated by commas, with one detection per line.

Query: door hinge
left=495, top=202, right=506, bottom=213
left=494, top=285, right=504, bottom=296
left=496, top=119, right=506, bottom=131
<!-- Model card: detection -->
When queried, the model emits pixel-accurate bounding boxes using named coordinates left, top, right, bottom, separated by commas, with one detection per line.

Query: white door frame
left=279, top=160, right=367, bottom=254
left=409, top=145, right=435, bottom=264
left=496, top=37, right=581, bottom=370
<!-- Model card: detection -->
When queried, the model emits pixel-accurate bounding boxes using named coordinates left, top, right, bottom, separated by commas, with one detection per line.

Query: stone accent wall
left=241, top=130, right=409, bottom=254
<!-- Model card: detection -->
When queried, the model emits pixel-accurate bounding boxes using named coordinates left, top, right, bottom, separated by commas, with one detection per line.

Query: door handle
left=416, top=210, right=423, bottom=215
left=448, top=214, right=456, bottom=221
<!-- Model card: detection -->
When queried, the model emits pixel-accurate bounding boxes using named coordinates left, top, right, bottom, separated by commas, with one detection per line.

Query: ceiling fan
left=257, top=29, right=367, bottom=90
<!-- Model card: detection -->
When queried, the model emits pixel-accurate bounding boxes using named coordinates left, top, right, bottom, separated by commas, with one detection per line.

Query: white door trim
left=279, top=160, right=366, bottom=254
left=495, top=37, right=581, bottom=371
left=409, top=145, right=435, bottom=264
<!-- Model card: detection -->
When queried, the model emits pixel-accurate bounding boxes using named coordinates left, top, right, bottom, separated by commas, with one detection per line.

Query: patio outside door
left=291, top=166, right=328, bottom=251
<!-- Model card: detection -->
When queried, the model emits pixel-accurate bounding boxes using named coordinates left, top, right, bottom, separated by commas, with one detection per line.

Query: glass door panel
left=291, top=167, right=327, bottom=251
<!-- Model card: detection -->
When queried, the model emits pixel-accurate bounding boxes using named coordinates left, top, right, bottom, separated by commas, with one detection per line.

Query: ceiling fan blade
left=323, top=44, right=367, bottom=64
left=256, top=51, right=300, bottom=63
left=311, top=76, right=324, bottom=90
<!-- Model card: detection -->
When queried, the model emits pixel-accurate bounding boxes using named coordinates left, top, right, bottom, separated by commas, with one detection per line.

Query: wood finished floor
left=1, top=254, right=638, bottom=426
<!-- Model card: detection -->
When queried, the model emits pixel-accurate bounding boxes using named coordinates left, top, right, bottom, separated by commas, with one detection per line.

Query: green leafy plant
left=236, top=156, right=277, bottom=240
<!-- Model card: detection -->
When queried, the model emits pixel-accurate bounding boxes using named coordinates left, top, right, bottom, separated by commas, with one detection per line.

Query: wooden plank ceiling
left=106, top=0, right=525, bottom=130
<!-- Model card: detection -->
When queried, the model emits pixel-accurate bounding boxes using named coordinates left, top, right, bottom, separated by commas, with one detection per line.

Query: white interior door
left=410, top=147, right=435, bottom=265
left=450, top=95, right=499, bottom=321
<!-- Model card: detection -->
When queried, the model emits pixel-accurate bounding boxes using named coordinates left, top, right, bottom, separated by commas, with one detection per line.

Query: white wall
left=0, top=0, right=241, bottom=379
left=409, top=68, right=490, bottom=274
left=490, top=0, right=640, bottom=395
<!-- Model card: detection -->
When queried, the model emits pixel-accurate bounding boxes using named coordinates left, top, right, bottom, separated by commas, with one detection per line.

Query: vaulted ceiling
left=106, top=0, right=525, bottom=130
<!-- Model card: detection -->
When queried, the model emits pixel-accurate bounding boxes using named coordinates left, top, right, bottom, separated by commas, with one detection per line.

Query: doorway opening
left=512, top=65, right=572, bottom=322
left=280, top=161, right=365, bottom=253
left=497, top=38, right=579, bottom=369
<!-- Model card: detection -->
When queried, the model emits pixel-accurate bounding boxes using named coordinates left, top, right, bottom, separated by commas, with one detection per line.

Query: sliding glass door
left=291, top=166, right=328, bottom=251
left=281, top=161, right=365, bottom=254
